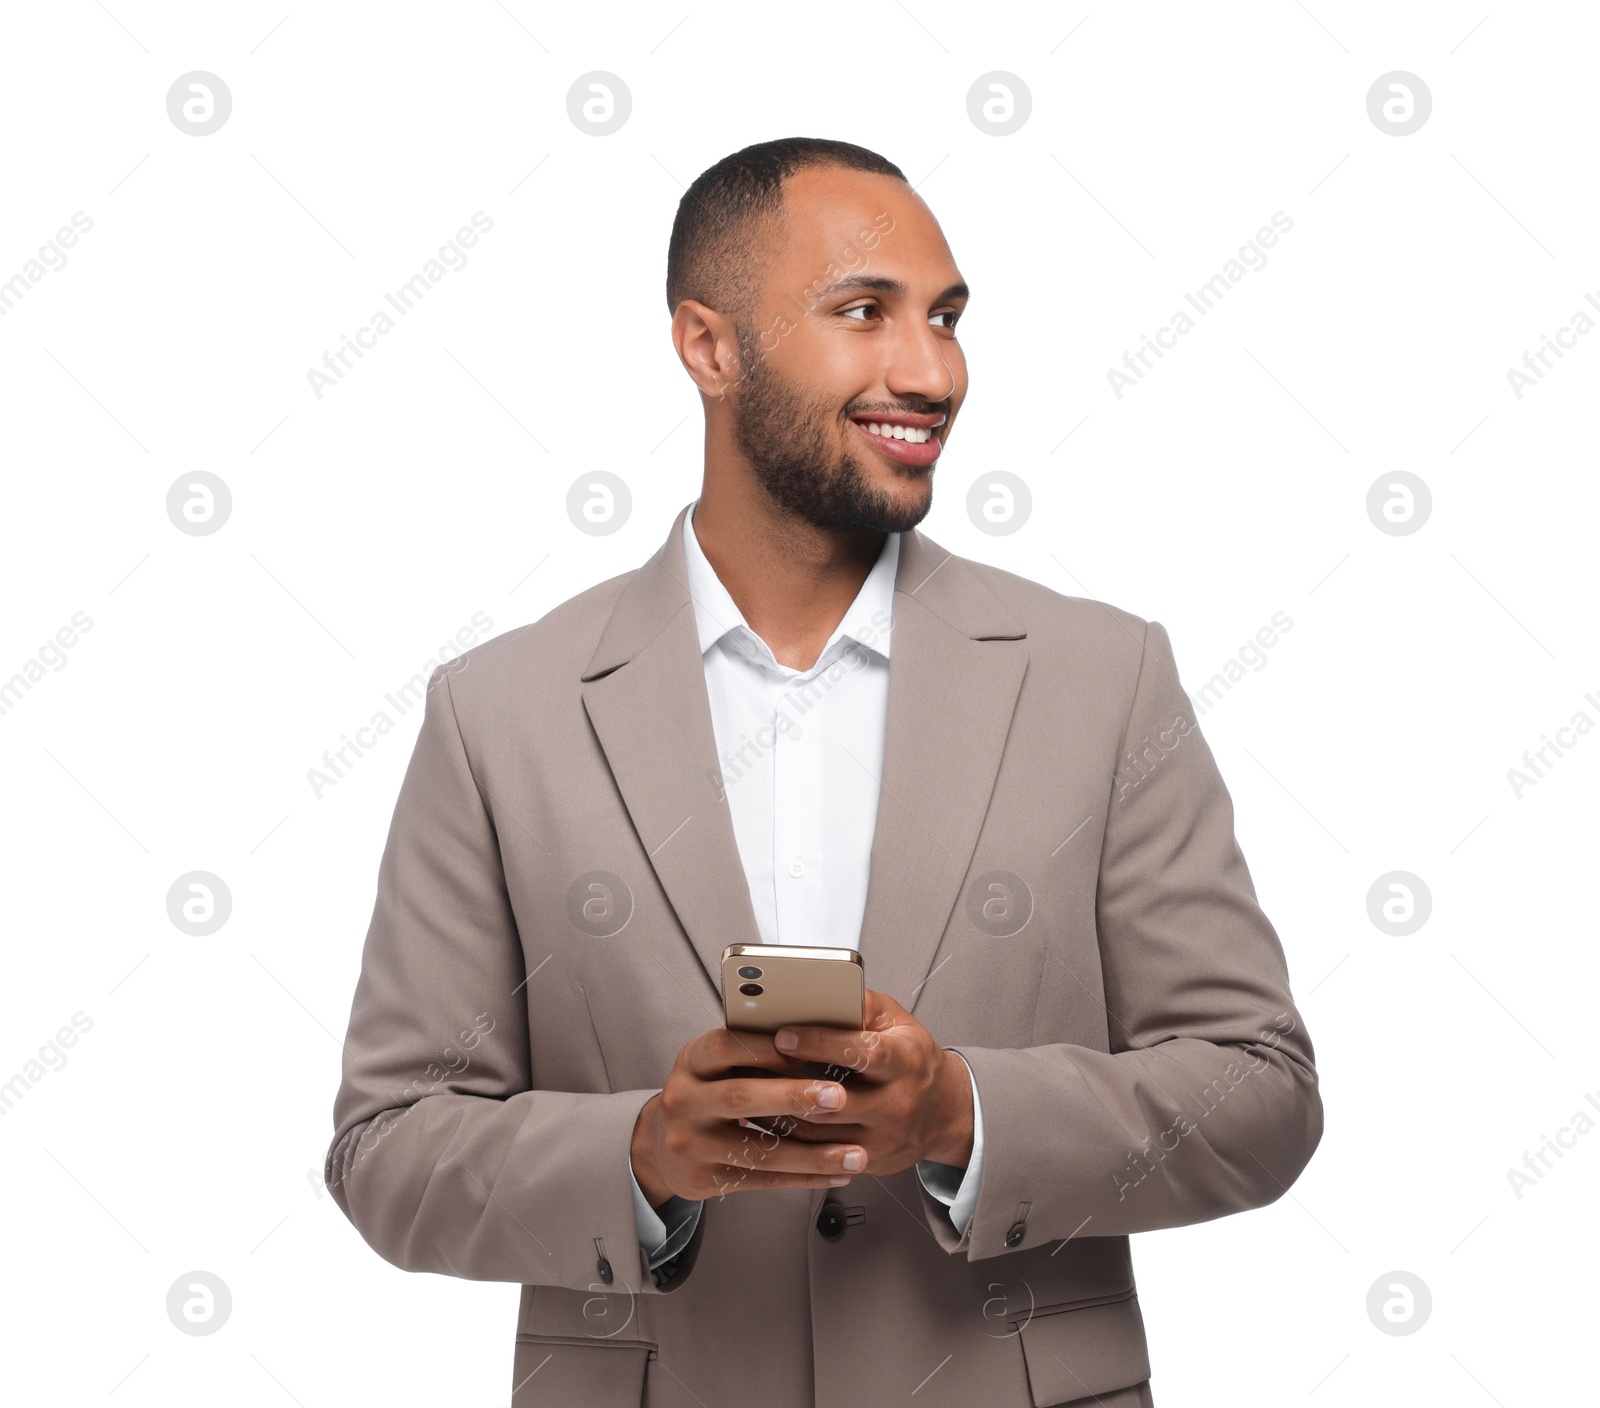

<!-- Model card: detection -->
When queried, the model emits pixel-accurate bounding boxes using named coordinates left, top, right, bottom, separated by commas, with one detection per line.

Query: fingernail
left=828, top=1174, right=851, bottom=1185
left=814, top=1084, right=843, bottom=1108
left=775, top=1030, right=799, bottom=1051
left=842, top=1150, right=865, bottom=1171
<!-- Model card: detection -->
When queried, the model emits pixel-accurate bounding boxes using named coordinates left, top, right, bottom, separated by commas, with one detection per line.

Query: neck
left=691, top=474, right=886, bottom=673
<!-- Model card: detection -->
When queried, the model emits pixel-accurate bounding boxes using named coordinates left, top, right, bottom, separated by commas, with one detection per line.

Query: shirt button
left=1004, top=1221, right=1026, bottom=1248
left=788, top=860, right=806, bottom=878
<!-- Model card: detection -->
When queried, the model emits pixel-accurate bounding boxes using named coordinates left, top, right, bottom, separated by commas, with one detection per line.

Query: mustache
left=844, top=402, right=947, bottom=418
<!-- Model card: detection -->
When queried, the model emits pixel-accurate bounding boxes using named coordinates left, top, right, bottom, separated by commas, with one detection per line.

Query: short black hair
left=665, top=137, right=907, bottom=330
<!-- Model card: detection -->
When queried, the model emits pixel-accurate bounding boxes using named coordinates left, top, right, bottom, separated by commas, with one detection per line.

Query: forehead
left=763, top=165, right=959, bottom=290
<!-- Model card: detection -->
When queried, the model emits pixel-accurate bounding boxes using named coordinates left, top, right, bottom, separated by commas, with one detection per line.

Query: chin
left=885, top=471, right=934, bottom=506
left=874, top=481, right=934, bottom=532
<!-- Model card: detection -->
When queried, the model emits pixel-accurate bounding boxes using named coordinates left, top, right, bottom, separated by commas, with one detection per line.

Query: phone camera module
left=738, top=982, right=764, bottom=997
left=737, top=965, right=763, bottom=980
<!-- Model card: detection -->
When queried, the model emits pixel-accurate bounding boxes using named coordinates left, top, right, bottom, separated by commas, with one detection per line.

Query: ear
left=672, top=299, right=747, bottom=401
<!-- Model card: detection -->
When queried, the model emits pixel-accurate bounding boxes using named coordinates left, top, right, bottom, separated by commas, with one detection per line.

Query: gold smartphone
left=721, top=944, right=865, bottom=1034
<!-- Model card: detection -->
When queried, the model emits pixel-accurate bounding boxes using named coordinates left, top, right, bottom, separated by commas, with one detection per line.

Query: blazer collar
left=580, top=501, right=1029, bottom=1019
left=679, top=497, right=900, bottom=666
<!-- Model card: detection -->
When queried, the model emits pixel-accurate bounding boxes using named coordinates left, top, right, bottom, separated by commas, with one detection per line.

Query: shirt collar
left=682, top=499, right=897, bottom=671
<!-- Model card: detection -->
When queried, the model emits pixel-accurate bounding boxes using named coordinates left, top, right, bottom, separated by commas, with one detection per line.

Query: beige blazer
left=326, top=501, right=1323, bottom=1408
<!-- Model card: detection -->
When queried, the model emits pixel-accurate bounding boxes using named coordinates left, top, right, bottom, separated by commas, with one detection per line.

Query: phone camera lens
left=737, top=965, right=763, bottom=980
left=738, top=982, right=763, bottom=997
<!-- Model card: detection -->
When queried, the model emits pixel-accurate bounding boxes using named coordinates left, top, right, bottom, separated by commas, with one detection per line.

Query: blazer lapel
left=580, top=504, right=757, bottom=1002
left=580, top=503, right=1029, bottom=1017
left=857, top=525, right=1029, bottom=1017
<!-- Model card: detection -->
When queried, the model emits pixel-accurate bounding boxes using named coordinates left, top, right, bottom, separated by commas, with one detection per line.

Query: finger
left=736, top=1111, right=866, bottom=1141
left=770, top=1019, right=896, bottom=1076
left=760, top=1118, right=873, bottom=1144
left=692, top=1074, right=850, bottom=1126
left=717, top=1131, right=867, bottom=1175
left=688, top=1026, right=808, bottom=1079
left=776, top=988, right=917, bottom=1071
left=863, top=987, right=905, bottom=1028
left=703, top=1164, right=858, bottom=1196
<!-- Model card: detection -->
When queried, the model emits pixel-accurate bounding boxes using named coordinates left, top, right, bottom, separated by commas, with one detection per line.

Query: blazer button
left=596, top=1255, right=613, bottom=1284
left=1004, top=1221, right=1026, bottom=1248
left=816, top=1201, right=847, bottom=1241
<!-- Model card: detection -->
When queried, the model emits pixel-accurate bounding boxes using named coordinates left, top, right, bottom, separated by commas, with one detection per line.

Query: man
left=326, top=137, right=1323, bottom=1408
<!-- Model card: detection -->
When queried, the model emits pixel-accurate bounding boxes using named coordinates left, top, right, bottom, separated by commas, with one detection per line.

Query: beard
left=729, top=330, right=934, bottom=535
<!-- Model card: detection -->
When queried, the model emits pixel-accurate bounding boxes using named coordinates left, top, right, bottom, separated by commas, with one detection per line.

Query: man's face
left=726, top=167, right=968, bottom=535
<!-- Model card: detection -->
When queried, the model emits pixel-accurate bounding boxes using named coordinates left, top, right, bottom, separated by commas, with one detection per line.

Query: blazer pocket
left=512, top=1334, right=657, bottom=1407
left=1013, top=1290, right=1151, bottom=1408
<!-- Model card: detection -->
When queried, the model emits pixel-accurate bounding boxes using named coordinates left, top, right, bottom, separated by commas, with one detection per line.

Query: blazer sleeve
left=324, top=662, right=701, bottom=1294
left=919, top=618, right=1324, bottom=1257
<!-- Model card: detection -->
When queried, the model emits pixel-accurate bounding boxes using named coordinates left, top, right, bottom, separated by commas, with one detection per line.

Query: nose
left=880, top=318, right=960, bottom=407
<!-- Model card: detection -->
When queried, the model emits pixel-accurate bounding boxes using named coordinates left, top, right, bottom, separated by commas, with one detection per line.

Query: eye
left=931, top=310, right=960, bottom=330
left=840, top=303, right=880, bottom=321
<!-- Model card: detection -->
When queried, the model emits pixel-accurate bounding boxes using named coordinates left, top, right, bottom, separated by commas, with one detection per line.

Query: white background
left=2, top=2, right=1595, bottom=1403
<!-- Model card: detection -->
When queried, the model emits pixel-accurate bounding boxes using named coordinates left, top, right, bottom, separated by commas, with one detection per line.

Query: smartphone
left=721, top=943, right=865, bottom=1035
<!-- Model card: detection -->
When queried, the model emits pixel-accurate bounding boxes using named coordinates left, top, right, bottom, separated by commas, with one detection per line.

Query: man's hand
left=769, top=988, right=975, bottom=1175
left=630, top=1022, right=870, bottom=1205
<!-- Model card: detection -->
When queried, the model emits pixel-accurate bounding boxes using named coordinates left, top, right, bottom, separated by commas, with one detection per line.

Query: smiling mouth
left=856, top=419, right=937, bottom=444
left=849, top=414, right=944, bottom=468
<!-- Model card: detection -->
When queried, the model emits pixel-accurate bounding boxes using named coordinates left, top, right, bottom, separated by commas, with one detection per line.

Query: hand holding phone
left=628, top=1027, right=867, bottom=1205
left=732, top=985, right=979, bottom=1178
left=719, top=944, right=867, bottom=1138
left=626, top=945, right=874, bottom=1205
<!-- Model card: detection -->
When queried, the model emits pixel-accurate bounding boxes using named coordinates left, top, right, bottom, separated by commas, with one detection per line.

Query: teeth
left=864, top=422, right=932, bottom=443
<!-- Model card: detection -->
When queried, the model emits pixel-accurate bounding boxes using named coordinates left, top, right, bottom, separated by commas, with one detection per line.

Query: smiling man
left=327, top=138, right=1323, bottom=1408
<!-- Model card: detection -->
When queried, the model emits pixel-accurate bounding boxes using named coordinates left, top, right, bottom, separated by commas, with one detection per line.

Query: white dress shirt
left=630, top=500, right=985, bottom=1273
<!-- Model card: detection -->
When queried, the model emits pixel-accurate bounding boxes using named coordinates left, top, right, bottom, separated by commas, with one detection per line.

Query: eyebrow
left=810, top=274, right=970, bottom=304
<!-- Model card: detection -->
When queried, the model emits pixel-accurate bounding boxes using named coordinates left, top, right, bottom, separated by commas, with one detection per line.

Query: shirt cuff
left=914, top=1051, right=985, bottom=1236
left=630, top=1154, right=703, bottom=1270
